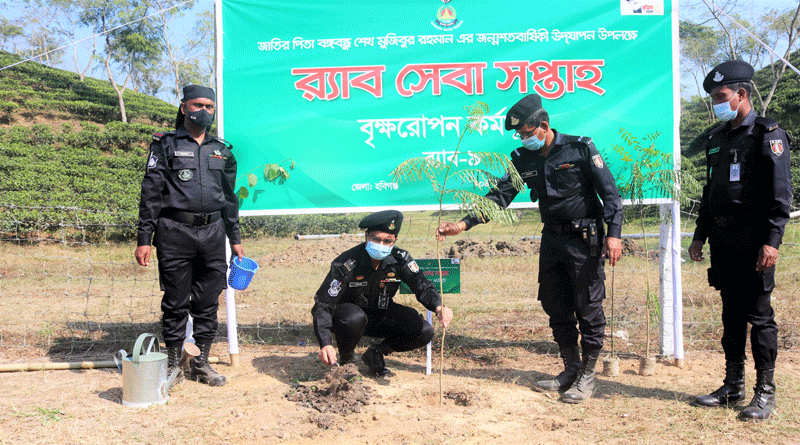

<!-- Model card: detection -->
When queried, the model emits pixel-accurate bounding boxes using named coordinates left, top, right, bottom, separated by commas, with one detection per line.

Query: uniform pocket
left=551, top=165, right=582, bottom=197
left=208, top=157, right=224, bottom=170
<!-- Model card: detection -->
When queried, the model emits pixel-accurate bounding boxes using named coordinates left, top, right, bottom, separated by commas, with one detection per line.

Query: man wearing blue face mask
left=688, top=60, right=791, bottom=422
left=136, top=85, right=243, bottom=388
left=312, top=210, right=453, bottom=377
left=436, top=93, right=623, bottom=404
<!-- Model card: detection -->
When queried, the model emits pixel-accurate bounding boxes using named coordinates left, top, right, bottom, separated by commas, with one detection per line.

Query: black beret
left=505, top=94, right=543, bottom=131
left=359, top=210, right=403, bottom=235
left=181, top=85, right=216, bottom=102
left=703, top=60, right=754, bottom=94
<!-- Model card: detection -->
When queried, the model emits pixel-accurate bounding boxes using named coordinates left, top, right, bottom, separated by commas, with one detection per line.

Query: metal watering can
left=114, top=333, right=172, bottom=408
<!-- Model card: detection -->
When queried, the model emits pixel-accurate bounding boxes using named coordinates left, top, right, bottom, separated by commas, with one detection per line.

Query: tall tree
left=0, top=17, right=24, bottom=53
left=679, top=20, right=722, bottom=120
left=79, top=0, right=164, bottom=122
left=42, top=0, right=99, bottom=80
left=152, top=0, right=213, bottom=104
left=689, top=0, right=800, bottom=116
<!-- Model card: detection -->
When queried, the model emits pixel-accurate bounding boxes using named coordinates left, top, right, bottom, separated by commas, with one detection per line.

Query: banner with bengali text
left=220, top=0, right=676, bottom=215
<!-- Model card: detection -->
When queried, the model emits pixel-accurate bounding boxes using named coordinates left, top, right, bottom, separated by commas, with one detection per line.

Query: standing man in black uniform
left=135, top=85, right=244, bottom=387
left=312, top=210, right=454, bottom=377
left=436, top=94, right=623, bottom=403
left=689, top=61, right=791, bottom=421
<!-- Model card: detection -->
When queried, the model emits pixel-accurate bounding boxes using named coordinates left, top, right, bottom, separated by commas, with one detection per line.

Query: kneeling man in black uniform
left=312, top=210, right=454, bottom=377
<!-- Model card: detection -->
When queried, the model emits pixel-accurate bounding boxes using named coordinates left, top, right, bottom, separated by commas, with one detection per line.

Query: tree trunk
left=104, top=55, right=129, bottom=123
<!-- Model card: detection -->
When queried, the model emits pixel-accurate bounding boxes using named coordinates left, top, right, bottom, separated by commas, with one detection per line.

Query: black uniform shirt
left=137, top=127, right=240, bottom=246
left=462, top=130, right=623, bottom=238
left=311, top=243, right=442, bottom=348
left=693, top=111, right=792, bottom=248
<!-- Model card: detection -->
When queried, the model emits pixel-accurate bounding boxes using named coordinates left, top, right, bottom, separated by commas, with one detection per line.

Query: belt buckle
left=193, top=213, right=208, bottom=225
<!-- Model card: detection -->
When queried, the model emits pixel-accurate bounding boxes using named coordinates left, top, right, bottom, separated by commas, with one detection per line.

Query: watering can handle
left=113, top=349, right=126, bottom=372
left=132, top=333, right=159, bottom=365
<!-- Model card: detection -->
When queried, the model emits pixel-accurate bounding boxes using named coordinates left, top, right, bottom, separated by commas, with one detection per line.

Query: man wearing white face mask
left=689, top=60, right=791, bottom=422
left=312, top=210, right=454, bottom=377
left=436, top=94, right=623, bottom=404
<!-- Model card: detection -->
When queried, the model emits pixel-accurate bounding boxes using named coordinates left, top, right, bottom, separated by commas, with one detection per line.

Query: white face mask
left=713, top=94, right=741, bottom=122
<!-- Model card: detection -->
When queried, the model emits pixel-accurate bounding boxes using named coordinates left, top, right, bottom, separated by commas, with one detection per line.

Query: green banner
left=221, top=0, right=676, bottom=215
left=400, top=258, right=461, bottom=295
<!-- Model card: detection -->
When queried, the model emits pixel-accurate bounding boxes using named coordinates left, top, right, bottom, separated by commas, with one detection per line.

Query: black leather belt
left=544, top=223, right=573, bottom=235
left=162, top=210, right=222, bottom=226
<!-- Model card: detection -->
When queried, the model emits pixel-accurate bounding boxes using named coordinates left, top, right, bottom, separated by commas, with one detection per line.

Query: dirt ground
left=1, top=343, right=799, bottom=445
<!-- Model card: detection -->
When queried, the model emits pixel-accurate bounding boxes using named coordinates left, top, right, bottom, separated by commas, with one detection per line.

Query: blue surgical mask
left=366, top=241, right=393, bottom=260
left=713, top=95, right=740, bottom=122
left=520, top=133, right=545, bottom=151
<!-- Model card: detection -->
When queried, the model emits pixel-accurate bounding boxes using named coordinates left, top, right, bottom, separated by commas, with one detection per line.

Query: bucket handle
left=132, top=333, right=160, bottom=364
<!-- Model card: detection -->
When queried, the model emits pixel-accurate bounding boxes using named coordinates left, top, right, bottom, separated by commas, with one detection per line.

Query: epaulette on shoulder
left=212, top=136, right=233, bottom=148
left=562, top=134, right=591, bottom=147
left=335, top=258, right=356, bottom=277
left=152, top=130, right=175, bottom=142
left=754, top=115, right=780, bottom=132
left=393, top=247, right=410, bottom=260
left=708, top=125, right=725, bottom=139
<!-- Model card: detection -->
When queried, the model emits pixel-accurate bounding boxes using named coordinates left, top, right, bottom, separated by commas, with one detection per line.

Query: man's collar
left=176, top=126, right=208, bottom=142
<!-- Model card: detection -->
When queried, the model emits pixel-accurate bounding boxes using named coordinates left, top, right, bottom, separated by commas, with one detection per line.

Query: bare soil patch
left=1, top=345, right=799, bottom=445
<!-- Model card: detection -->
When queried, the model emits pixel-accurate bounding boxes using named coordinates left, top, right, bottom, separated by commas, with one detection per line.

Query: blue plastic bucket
left=229, top=256, right=258, bottom=290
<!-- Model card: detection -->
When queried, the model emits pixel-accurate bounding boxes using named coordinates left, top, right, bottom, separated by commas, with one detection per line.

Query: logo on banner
left=620, top=0, right=664, bottom=15
left=432, top=3, right=463, bottom=30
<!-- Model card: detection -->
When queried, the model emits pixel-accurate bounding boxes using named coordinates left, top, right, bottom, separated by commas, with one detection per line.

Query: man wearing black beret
left=135, top=85, right=244, bottom=387
left=437, top=93, right=623, bottom=404
left=689, top=60, right=791, bottom=421
left=312, top=210, right=454, bottom=377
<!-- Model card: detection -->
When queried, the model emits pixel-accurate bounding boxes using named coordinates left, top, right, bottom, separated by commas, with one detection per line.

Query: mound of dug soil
left=445, top=238, right=540, bottom=259
left=285, top=363, right=373, bottom=415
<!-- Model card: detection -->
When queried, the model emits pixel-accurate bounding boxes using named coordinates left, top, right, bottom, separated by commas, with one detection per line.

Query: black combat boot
left=535, top=347, right=581, bottom=393
left=694, top=361, right=745, bottom=407
left=560, top=350, right=599, bottom=404
left=188, top=342, right=227, bottom=386
left=339, top=349, right=354, bottom=365
left=166, top=346, right=184, bottom=387
left=361, top=344, right=392, bottom=377
left=739, top=369, right=776, bottom=421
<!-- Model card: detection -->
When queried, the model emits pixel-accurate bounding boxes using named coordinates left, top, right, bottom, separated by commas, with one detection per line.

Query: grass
left=1, top=209, right=799, bottom=364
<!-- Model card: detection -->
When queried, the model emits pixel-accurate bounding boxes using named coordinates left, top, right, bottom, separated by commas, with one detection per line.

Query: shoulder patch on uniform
left=592, top=154, right=604, bottom=168
left=147, top=152, right=158, bottom=169
left=708, top=147, right=720, bottom=155
left=328, top=279, right=342, bottom=297
left=770, top=140, right=784, bottom=156
left=152, top=133, right=163, bottom=141
left=407, top=260, right=419, bottom=273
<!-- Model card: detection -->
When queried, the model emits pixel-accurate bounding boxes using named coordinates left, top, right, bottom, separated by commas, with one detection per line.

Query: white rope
left=711, top=1, right=800, bottom=76
left=0, top=0, right=193, bottom=72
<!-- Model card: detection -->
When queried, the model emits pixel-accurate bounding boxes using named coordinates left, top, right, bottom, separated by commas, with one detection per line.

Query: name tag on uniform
left=175, top=151, right=194, bottom=157
left=730, top=163, right=740, bottom=182
left=521, top=171, right=537, bottom=178
left=349, top=281, right=368, bottom=288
